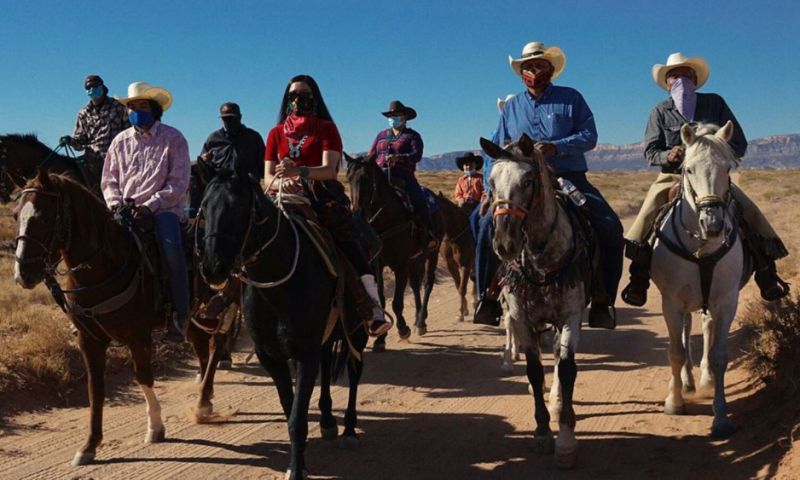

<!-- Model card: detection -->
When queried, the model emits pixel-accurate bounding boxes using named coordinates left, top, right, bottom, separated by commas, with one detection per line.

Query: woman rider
left=264, top=74, right=391, bottom=337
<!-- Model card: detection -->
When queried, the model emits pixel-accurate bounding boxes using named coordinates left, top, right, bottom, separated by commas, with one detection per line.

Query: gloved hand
left=59, top=135, right=73, bottom=147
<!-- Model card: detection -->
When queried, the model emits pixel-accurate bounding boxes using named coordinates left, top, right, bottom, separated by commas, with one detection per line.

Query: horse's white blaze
left=13, top=201, right=36, bottom=283
left=141, top=385, right=163, bottom=432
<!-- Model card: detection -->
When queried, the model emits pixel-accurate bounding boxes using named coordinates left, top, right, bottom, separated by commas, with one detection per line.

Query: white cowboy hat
left=652, top=52, right=710, bottom=92
left=508, top=42, right=566, bottom=80
left=116, top=81, right=173, bottom=111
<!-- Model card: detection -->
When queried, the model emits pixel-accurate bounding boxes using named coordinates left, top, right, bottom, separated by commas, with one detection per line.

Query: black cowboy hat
left=455, top=152, right=483, bottom=171
left=381, top=100, right=417, bottom=120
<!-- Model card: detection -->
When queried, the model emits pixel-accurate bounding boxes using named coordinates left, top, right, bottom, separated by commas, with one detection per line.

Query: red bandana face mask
left=283, top=113, right=317, bottom=139
left=522, top=69, right=552, bottom=90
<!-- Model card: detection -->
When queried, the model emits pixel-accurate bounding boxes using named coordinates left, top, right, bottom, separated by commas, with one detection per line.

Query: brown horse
left=436, top=193, right=477, bottom=322
left=12, top=170, right=237, bottom=464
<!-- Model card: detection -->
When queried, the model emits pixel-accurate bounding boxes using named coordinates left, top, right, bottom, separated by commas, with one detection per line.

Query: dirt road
left=0, top=266, right=794, bottom=479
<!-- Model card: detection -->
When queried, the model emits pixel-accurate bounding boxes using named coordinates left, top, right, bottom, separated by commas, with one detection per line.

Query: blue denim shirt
left=484, top=84, right=598, bottom=190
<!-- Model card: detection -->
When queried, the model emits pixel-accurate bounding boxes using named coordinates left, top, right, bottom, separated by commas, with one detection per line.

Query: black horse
left=346, top=154, right=441, bottom=348
left=200, top=169, right=368, bottom=480
left=0, top=134, right=93, bottom=201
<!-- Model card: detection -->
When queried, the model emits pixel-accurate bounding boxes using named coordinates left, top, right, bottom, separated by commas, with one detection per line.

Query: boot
left=474, top=297, right=502, bottom=326
left=621, top=240, right=652, bottom=307
left=754, top=261, right=790, bottom=301
left=361, top=274, right=392, bottom=336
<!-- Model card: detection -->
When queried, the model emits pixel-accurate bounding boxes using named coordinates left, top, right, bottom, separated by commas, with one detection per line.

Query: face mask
left=465, top=168, right=477, bottom=177
left=388, top=116, right=405, bottom=129
left=522, top=69, right=552, bottom=90
left=222, top=117, right=242, bottom=134
left=670, top=76, right=697, bottom=120
left=129, top=109, right=154, bottom=128
left=86, top=86, right=104, bottom=100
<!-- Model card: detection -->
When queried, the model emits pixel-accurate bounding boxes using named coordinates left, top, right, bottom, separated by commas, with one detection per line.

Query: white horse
left=483, top=134, right=590, bottom=468
left=650, top=121, right=750, bottom=438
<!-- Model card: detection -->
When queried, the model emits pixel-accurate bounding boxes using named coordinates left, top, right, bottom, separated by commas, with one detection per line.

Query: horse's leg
left=73, top=336, right=108, bottom=466
left=698, top=311, right=715, bottom=396
left=373, top=265, right=388, bottom=352
left=286, top=350, right=320, bottom=480
left=460, top=263, right=471, bottom=320
left=525, top=333, right=555, bottom=455
left=548, top=328, right=562, bottom=419
left=318, top=345, right=338, bottom=440
left=255, top=346, right=294, bottom=419
left=339, top=355, right=364, bottom=450
left=188, top=326, right=210, bottom=384
left=194, top=333, right=225, bottom=421
left=501, top=309, right=515, bottom=376
left=130, top=340, right=165, bottom=443
left=393, top=267, right=411, bottom=339
left=408, top=260, right=425, bottom=334
left=662, top=300, right=688, bottom=415
left=681, top=315, right=696, bottom=394
left=554, top=315, right=580, bottom=469
left=418, top=252, right=437, bottom=334
left=709, top=300, right=738, bottom=438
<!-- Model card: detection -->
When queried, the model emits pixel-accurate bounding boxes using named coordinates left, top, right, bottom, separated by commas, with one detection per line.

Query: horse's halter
left=14, top=187, right=71, bottom=273
left=679, top=161, right=733, bottom=242
left=491, top=158, right=546, bottom=223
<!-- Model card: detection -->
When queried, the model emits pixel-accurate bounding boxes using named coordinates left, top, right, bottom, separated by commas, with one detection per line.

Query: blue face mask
left=129, top=109, right=154, bottom=128
left=388, top=116, right=405, bottom=129
left=86, top=86, right=104, bottom=100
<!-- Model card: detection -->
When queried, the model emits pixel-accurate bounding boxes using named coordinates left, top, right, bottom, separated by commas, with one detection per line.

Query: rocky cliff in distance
left=416, top=134, right=800, bottom=172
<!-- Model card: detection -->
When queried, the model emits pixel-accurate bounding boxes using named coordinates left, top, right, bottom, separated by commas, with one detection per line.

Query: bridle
left=14, top=187, right=71, bottom=273
left=678, top=162, right=733, bottom=243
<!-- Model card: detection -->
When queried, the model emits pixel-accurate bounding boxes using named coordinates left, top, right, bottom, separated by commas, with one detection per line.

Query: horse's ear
left=518, top=133, right=535, bottom=156
left=716, top=120, right=734, bottom=142
left=480, top=137, right=504, bottom=160
left=36, top=167, right=52, bottom=189
left=5, top=170, right=26, bottom=190
left=680, top=123, right=696, bottom=146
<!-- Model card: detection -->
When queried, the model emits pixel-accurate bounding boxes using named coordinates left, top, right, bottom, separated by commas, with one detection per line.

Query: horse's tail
left=330, top=339, right=350, bottom=383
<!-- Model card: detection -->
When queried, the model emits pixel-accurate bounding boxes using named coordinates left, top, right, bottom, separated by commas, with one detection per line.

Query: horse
left=650, top=121, right=751, bottom=438
left=0, top=134, right=92, bottom=201
left=482, top=134, right=592, bottom=469
left=345, top=154, right=440, bottom=347
left=435, top=193, right=477, bottom=322
left=199, top=169, right=368, bottom=480
left=13, top=170, right=171, bottom=466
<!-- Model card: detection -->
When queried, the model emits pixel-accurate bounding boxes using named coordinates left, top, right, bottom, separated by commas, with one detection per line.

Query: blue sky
left=1, top=0, right=798, bottom=158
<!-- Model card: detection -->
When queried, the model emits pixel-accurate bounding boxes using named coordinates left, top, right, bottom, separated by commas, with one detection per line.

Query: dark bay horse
left=12, top=170, right=242, bottom=464
left=0, top=134, right=90, bottom=201
left=436, top=193, right=477, bottom=322
left=200, top=170, right=368, bottom=480
left=345, top=154, right=441, bottom=347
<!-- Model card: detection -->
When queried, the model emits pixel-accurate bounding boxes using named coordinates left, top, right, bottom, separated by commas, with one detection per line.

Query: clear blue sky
left=1, top=0, right=798, bottom=157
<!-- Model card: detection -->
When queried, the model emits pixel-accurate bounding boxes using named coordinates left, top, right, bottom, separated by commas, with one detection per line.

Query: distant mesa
left=406, top=134, right=800, bottom=172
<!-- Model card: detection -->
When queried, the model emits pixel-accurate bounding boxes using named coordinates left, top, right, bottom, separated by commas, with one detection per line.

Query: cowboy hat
left=455, top=152, right=483, bottom=171
left=652, top=52, right=710, bottom=91
left=508, top=42, right=566, bottom=80
left=117, top=81, right=173, bottom=111
left=381, top=100, right=417, bottom=120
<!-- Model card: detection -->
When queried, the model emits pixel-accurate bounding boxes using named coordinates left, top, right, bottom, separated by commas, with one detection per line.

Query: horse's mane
left=0, top=133, right=53, bottom=156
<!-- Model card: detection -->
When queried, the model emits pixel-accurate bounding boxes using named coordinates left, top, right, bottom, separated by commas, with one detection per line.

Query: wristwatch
left=299, top=166, right=310, bottom=179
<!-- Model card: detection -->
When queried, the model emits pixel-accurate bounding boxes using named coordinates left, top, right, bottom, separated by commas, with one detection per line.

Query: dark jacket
left=644, top=93, right=747, bottom=174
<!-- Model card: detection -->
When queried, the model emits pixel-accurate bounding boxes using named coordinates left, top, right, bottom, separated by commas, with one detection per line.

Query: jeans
left=471, top=205, right=499, bottom=297
left=154, top=212, right=190, bottom=320
left=559, top=171, right=624, bottom=302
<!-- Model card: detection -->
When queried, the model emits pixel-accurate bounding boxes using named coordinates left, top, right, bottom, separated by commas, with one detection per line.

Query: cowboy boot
left=474, top=277, right=503, bottom=326
left=754, top=260, right=790, bottom=301
left=621, top=240, right=652, bottom=307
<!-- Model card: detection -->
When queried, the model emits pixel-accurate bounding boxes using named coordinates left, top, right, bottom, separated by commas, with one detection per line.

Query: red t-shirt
left=264, top=119, right=343, bottom=167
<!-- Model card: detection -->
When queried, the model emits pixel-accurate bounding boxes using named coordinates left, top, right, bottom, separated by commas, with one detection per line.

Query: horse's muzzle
left=699, top=207, right=724, bottom=238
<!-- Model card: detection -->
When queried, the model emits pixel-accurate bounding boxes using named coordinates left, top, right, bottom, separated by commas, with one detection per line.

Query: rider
left=367, top=100, right=436, bottom=249
left=102, top=82, right=190, bottom=342
left=60, top=75, right=130, bottom=182
left=621, top=52, right=790, bottom=306
left=189, top=102, right=264, bottom=217
left=263, top=74, right=391, bottom=337
left=454, top=153, right=484, bottom=209
left=473, top=41, right=624, bottom=329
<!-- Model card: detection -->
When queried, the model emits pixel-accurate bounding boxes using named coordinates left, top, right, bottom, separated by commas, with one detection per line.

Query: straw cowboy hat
left=117, top=81, right=173, bottom=111
left=652, top=52, right=710, bottom=92
left=455, top=152, right=483, bottom=171
left=382, top=100, right=417, bottom=120
left=508, top=42, right=566, bottom=80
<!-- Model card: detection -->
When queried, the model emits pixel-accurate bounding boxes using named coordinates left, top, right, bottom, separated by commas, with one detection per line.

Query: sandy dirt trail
left=0, top=252, right=793, bottom=478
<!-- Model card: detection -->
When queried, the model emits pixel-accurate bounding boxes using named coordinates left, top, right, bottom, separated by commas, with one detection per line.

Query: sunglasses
left=287, top=91, right=313, bottom=101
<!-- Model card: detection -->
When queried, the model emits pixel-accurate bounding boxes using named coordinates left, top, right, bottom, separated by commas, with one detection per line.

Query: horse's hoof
left=338, top=434, right=360, bottom=450
left=285, top=468, right=309, bottom=480
left=321, top=423, right=338, bottom=440
left=664, top=400, right=686, bottom=415
left=554, top=445, right=577, bottom=469
left=457, top=315, right=465, bottom=322
left=416, top=326, right=427, bottom=336
left=372, top=342, right=386, bottom=353
left=532, top=433, right=555, bottom=454
left=682, top=383, right=696, bottom=395
left=500, top=363, right=514, bottom=377
left=145, top=425, right=166, bottom=443
left=72, top=451, right=95, bottom=466
left=218, top=360, right=233, bottom=370
left=710, top=419, right=737, bottom=439
left=398, top=326, right=412, bottom=340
